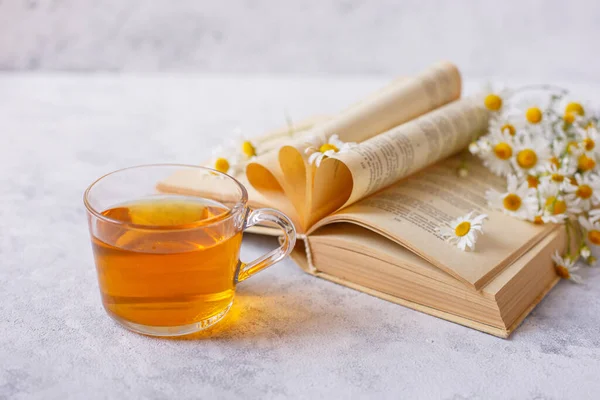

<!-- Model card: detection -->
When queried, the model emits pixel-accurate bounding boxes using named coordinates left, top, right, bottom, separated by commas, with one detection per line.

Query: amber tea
left=92, top=196, right=243, bottom=328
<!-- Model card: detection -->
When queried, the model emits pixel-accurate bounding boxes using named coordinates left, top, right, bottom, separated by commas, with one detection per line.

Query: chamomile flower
left=482, top=83, right=507, bottom=112
left=560, top=99, right=587, bottom=119
left=486, top=174, right=537, bottom=219
left=529, top=210, right=546, bottom=225
left=579, top=215, right=600, bottom=247
left=478, top=129, right=515, bottom=176
left=551, top=251, right=583, bottom=283
left=208, top=145, right=240, bottom=175
left=437, top=212, right=488, bottom=252
left=511, top=134, right=551, bottom=176
left=484, top=94, right=503, bottom=112
left=230, top=128, right=258, bottom=161
left=540, top=162, right=576, bottom=187
left=304, top=134, right=357, bottom=167
left=538, top=180, right=581, bottom=223
left=207, top=128, right=261, bottom=176
left=580, top=244, right=591, bottom=260
left=576, top=151, right=598, bottom=173
left=564, top=173, right=600, bottom=210
left=516, top=96, right=547, bottom=125
left=559, top=100, right=588, bottom=127
left=488, top=112, right=522, bottom=137
left=577, top=125, right=600, bottom=158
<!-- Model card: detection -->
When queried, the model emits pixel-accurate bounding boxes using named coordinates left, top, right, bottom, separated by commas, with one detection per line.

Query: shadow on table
left=164, top=286, right=348, bottom=341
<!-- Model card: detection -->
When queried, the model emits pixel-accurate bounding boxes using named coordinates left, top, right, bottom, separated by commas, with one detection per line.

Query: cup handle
left=234, top=208, right=297, bottom=283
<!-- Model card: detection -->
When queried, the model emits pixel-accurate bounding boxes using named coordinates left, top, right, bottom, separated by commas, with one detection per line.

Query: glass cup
left=84, top=164, right=296, bottom=336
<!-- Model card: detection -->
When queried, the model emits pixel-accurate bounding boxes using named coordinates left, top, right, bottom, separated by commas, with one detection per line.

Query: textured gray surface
left=1, top=0, right=600, bottom=81
left=1, top=74, right=600, bottom=399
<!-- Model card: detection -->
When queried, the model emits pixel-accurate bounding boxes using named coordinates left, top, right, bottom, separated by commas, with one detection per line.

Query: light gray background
left=1, top=0, right=600, bottom=81
left=3, top=2, right=600, bottom=399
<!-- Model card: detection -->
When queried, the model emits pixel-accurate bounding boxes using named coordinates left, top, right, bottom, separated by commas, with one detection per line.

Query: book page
left=308, top=96, right=488, bottom=226
left=309, top=156, right=556, bottom=290
left=296, top=61, right=461, bottom=144
left=247, top=61, right=462, bottom=230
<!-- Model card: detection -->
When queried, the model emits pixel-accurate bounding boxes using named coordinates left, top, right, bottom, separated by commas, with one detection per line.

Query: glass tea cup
left=83, top=164, right=296, bottom=336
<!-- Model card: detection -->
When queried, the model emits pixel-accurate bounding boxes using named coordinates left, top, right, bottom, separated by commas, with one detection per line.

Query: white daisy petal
left=571, top=274, right=584, bottom=284
left=308, top=152, right=320, bottom=164
left=315, top=155, right=324, bottom=167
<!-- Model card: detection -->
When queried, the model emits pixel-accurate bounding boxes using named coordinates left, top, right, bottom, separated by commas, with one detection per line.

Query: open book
left=159, top=62, right=563, bottom=337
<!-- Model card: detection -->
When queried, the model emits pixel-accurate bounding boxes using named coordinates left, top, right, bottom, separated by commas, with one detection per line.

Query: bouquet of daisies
left=469, top=86, right=600, bottom=280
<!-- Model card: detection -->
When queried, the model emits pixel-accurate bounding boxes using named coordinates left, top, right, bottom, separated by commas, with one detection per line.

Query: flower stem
left=285, top=111, right=294, bottom=137
left=565, top=219, right=573, bottom=258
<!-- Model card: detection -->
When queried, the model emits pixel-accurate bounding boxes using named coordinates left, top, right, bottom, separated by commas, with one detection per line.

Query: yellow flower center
left=484, top=94, right=503, bottom=111
left=525, top=107, right=542, bottom=124
left=555, top=265, right=571, bottom=280
left=549, top=157, right=560, bottom=168
left=588, top=230, right=600, bottom=245
left=501, top=123, right=516, bottom=136
left=551, top=173, right=564, bottom=183
left=503, top=194, right=522, bottom=211
left=586, top=121, right=595, bottom=129
left=584, top=138, right=595, bottom=151
left=533, top=215, right=544, bottom=225
left=527, top=175, right=539, bottom=188
left=577, top=184, right=593, bottom=199
left=565, top=102, right=585, bottom=116
left=454, top=221, right=471, bottom=237
left=214, top=157, right=230, bottom=173
left=578, top=154, right=596, bottom=171
left=563, top=112, right=575, bottom=124
left=319, top=143, right=339, bottom=153
left=493, top=142, right=513, bottom=160
left=242, top=141, right=256, bottom=158
left=517, top=149, right=537, bottom=169
left=545, top=196, right=567, bottom=215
